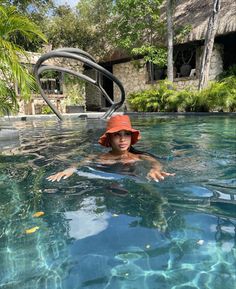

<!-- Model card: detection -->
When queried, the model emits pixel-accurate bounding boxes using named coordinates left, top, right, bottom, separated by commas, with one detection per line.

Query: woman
left=47, top=115, right=175, bottom=182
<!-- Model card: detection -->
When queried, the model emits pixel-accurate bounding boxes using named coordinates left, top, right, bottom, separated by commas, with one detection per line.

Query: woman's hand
left=46, top=167, right=77, bottom=182
left=147, top=168, right=175, bottom=182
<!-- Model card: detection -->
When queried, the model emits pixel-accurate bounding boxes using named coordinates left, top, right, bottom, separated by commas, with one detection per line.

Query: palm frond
left=0, top=5, right=47, bottom=114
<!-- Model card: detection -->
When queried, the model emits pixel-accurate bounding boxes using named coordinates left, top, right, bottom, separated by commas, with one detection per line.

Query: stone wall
left=18, top=51, right=85, bottom=115
left=173, top=43, right=223, bottom=90
left=209, top=44, right=223, bottom=80
left=173, top=77, right=199, bottom=90
left=84, top=69, right=103, bottom=111
left=113, top=43, right=224, bottom=105
left=16, top=43, right=224, bottom=115
left=113, top=59, right=152, bottom=108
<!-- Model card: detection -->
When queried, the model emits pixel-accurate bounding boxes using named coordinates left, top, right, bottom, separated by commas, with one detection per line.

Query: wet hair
left=129, top=146, right=159, bottom=159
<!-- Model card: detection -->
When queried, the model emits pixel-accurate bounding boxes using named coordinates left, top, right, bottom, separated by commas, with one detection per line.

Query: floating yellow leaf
left=32, top=211, right=45, bottom=218
left=197, top=239, right=204, bottom=245
left=25, top=226, right=39, bottom=234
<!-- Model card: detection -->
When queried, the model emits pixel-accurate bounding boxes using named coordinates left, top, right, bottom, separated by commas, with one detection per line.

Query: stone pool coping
left=1, top=111, right=235, bottom=122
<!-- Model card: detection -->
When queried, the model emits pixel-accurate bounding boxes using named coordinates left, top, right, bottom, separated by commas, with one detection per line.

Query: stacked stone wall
left=113, top=59, right=152, bottom=108
left=84, top=69, right=103, bottom=111
left=16, top=43, right=224, bottom=114
left=18, top=51, right=84, bottom=115
left=113, top=44, right=224, bottom=109
left=209, top=44, right=223, bottom=80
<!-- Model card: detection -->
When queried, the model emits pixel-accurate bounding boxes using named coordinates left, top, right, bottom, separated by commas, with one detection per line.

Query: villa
left=18, top=0, right=236, bottom=115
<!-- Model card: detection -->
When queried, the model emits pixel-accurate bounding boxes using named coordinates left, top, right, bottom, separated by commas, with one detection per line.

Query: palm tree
left=0, top=5, right=47, bottom=115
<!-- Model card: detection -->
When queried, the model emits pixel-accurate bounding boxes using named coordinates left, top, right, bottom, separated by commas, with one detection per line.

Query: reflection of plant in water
left=0, top=162, right=30, bottom=183
left=103, top=181, right=169, bottom=231
left=0, top=157, right=75, bottom=287
left=215, top=217, right=236, bottom=248
left=165, top=209, right=186, bottom=233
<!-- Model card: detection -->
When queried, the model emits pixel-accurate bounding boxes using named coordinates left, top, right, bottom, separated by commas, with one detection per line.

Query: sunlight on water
left=0, top=115, right=235, bottom=289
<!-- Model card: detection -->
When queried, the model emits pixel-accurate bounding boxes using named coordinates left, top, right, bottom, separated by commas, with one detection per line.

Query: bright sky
left=55, top=0, right=79, bottom=8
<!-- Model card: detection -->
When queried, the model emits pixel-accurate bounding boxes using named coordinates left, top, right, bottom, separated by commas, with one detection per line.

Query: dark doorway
left=217, top=32, right=236, bottom=70
left=101, top=63, right=114, bottom=107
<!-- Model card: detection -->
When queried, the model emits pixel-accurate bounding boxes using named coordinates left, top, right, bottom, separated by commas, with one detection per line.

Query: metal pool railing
left=33, top=47, right=126, bottom=120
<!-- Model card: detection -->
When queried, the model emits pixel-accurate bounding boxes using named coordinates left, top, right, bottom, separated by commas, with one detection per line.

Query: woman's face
left=109, top=130, right=132, bottom=153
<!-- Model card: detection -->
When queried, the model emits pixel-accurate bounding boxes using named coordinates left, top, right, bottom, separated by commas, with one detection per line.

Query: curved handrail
left=33, top=48, right=125, bottom=120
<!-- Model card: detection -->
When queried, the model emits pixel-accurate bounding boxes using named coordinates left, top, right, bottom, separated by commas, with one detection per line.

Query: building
left=18, top=50, right=85, bottom=115
left=85, top=0, right=236, bottom=111
left=17, top=0, right=236, bottom=114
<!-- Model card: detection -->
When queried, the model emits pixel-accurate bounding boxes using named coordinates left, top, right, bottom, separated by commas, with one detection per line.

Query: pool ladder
left=34, top=48, right=125, bottom=120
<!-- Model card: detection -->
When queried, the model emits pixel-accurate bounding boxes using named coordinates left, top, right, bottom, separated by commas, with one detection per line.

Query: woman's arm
left=46, top=154, right=98, bottom=182
left=46, top=167, right=77, bottom=182
left=140, top=154, right=175, bottom=182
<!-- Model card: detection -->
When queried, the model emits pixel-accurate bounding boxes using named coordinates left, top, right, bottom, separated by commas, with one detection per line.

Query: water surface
left=0, top=115, right=235, bottom=289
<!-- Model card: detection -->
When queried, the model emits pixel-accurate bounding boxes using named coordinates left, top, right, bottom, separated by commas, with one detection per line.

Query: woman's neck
left=110, top=149, right=130, bottom=157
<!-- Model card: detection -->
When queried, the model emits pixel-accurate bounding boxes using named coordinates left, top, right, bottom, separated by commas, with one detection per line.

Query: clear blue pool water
left=0, top=115, right=235, bottom=289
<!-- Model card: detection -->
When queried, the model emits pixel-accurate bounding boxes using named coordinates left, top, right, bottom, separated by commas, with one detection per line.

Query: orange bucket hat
left=98, top=115, right=141, bottom=147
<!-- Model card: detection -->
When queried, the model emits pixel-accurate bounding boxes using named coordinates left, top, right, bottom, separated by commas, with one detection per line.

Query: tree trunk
left=167, top=0, right=174, bottom=82
left=198, top=0, right=221, bottom=91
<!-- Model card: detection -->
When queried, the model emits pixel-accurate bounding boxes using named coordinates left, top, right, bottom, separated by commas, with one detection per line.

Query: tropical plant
left=0, top=79, right=18, bottom=114
left=128, top=75, right=236, bottom=113
left=2, top=0, right=53, bottom=51
left=218, top=64, right=236, bottom=80
left=62, top=75, right=86, bottom=108
left=132, top=46, right=167, bottom=68
left=0, top=5, right=47, bottom=115
left=221, top=76, right=236, bottom=111
left=167, top=89, right=193, bottom=112
left=128, top=81, right=175, bottom=112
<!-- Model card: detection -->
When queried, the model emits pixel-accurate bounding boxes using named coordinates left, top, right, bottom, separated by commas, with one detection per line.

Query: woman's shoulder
left=97, top=152, right=117, bottom=164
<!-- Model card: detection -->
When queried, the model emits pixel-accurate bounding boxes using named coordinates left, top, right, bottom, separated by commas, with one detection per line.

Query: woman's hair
left=129, top=146, right=159, bottom=159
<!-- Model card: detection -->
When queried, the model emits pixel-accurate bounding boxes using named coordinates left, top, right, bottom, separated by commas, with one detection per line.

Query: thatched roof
left=174, top=0, right=236, bottom=43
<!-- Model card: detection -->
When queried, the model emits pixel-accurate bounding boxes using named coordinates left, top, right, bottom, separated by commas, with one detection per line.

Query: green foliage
left=128, top=76, right=236, bottom=112
left=62, top=75, right=85, bottom=107
left=128, top=81, right=175, bottom=112
left=44, top=1, right=113, bottom=57
left=1, top=0, right=53, bottom=51
left=220, top=76, right=236, bottom=112
left=132, top=45, right=167, bottom=68
left=41, top=105, right=53, bottom=114
left=45, top=5, right=81, bottom=48
left=0, top=79, right=18, bottom=115
left=111, top=0, right=166, bottom=65
left=168, top=89, right=195, bottom=112
left=218, top=64, right=236, bottom=80
left=2, top=0, right=54, bottom=14
left=112, top=0, right=164, bottom=47
left=0, top=5, right=47, bottom=115
left=174, top=24, right=192, bottom=44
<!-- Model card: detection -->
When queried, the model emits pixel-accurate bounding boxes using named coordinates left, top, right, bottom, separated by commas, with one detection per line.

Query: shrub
left=222, top=76, right=236, bottom=111
left=168, top=89, right=196, bottom=112
left=128, top=76, right=236, bottom=113
left=41, top=105, right=53, bottom=114
left=128, top=81, right=175, bottom=112
left=218, top=64, right=236, bottom=79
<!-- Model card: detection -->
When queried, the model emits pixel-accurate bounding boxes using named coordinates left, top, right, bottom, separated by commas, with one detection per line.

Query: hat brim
left=98, top=127, right=140, bottom=147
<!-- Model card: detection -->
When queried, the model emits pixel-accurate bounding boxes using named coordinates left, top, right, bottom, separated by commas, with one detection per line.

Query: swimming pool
left=0, top=114, right=235, bottom=289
